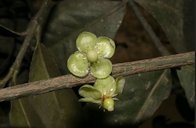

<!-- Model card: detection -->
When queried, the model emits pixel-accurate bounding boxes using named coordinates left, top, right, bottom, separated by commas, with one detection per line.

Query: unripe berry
left=76, top=32, right=97, bottom=53
left=90, top=58, right=112, bottom=79
left=87, top=50, right=98, bottom=63
left=95, top=36, right=115, bottom=58
left=67, top=51, right=89, bottom=77
left=103, top=98, right=114, bottom=111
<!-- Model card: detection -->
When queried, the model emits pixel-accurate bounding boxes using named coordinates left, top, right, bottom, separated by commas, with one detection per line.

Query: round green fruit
left=67, top=51, right=89, bottom=77
left=95, top=36, right=115, bottom=58
left=76, top=31, right=97, bottom=53
left=87, top=50, right=98, bottom=63
left=90, top=58, right=112, bottom=79
left=103, top=98, right=114, bottom=111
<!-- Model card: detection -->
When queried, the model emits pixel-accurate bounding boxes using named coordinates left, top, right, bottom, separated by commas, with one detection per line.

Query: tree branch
left=0, top=52, right=194, bottom=102
left=0, top=0, right=50, bottom=88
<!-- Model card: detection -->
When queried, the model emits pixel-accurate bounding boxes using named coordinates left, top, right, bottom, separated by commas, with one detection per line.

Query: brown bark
left=0, top=52, right=194, bottom=102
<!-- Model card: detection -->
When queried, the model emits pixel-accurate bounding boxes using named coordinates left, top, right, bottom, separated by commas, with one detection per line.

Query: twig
left=0, top=0, right=50, bottom=88
left=0, top=24, right=27, bottom=37
left=129, top=0, right=172, bottom=94
left=129, top=0, right=170, bottom=55
left=0, top=52, right=194, bottom=102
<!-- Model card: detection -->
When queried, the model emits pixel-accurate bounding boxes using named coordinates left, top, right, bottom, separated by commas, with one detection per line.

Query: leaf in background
left=177, top=65, right=195, bottom=108
left=0, top=101, right=10, bottom=128
left=0, top=0, right=29, bottom=76
left=84, top=70, right=172, bottom=127
left=42, top=0, right=126, bottom=73
left=134, top=0, right=190, bottom=52
left=0, top=36, right=15, bottom=76
left=9, top=43, right=84, bottom=128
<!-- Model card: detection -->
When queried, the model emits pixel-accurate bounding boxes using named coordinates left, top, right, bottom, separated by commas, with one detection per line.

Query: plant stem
left=0, top=0, right=50, bottom=88
left=129, top=0, right=170, bottom=55
left=0, top=52, right=194, bottom=102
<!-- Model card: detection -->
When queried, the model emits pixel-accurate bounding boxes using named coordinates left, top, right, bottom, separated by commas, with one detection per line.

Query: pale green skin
left=68, top=31, right=115, bottom=78
left=86, top=50, right=98, bottom=63
left=95, top=36, right=115, bottom=59
left=67, top=51, right=89, bottom=77
left=103, top=98, right=114, bottom=111
left=90, top=58, right=112, bottom=79
left=94, top=75, right=116, bottom=96
left=68, top=31, right=124, bottom=111
left=78, top=75, right=125, bottom=111
left=76, top=31, right=97, bottom=53
left=76, top=32, right=115, bottom=59
left=67, top=53, right=112, bottom=78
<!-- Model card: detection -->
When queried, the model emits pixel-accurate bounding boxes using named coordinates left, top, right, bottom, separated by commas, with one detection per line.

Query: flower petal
left=94, top=75, right=116, bottom=96
left=95, top=36, right=115, bottom=58
left=79, top=98, right=101, bottom=104
left=90, top=58, right=112, bottom=79
left=115, top=77, right=125, bottom=94
left=67, top=51, right=89, bottom=77
left=76, top=31, right=97, bottom=53
left=79, top=84, right=102, bottom=99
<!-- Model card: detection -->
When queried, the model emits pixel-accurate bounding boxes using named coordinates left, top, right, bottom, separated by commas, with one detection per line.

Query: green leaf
left=94, top=75, right=116, bottom=97
left=177, top=65, right=195, bottom=108
left=0, top=36, right=15, bottom=76
left=9, top=43, right=84, bottom=128
left=79, top=85, right=102, bottom=100
left=42, top=0, right=126, bottom=73
left=0, top=20, right=15, bottom=76
left=134, top=0, right=190, bottom=52
left=84, top=70, right=172, bottom=127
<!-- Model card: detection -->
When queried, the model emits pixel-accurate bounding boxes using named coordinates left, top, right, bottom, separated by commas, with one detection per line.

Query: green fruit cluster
left=67, top=31, right=125, bottom=111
